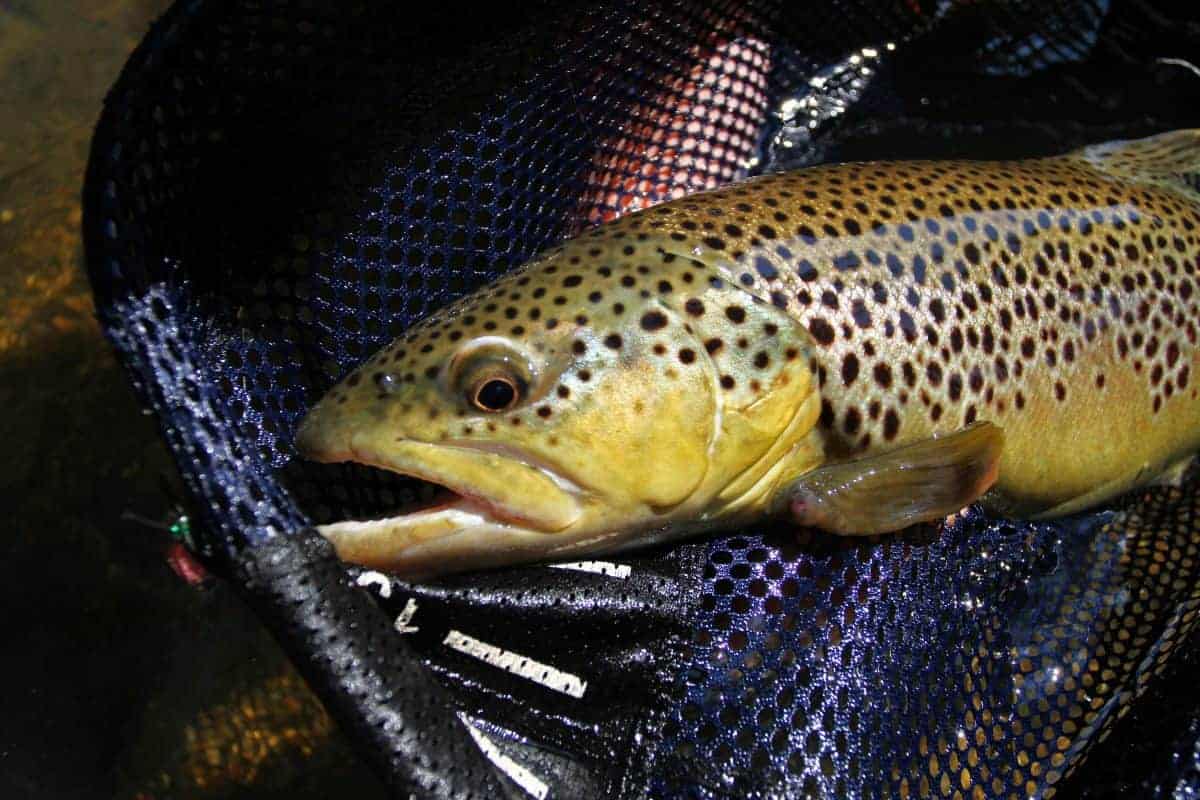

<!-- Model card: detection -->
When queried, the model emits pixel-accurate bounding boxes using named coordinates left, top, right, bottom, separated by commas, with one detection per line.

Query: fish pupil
left=475, top=378, right=517, bottom=411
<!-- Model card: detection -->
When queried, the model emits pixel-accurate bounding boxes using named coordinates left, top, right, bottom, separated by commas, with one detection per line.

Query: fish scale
left=298, top=130, right=1200, bottom=577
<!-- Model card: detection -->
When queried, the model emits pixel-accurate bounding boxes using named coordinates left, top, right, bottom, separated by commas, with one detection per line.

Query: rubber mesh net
left=85, top=1, right=1200, bottom=797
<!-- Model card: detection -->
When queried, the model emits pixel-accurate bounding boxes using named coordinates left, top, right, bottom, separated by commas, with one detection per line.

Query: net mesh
left=84, top=0, right=1200, bottom=797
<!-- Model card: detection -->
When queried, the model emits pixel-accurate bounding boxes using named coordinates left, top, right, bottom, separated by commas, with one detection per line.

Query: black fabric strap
left=230, top=529, right=505, bottom=799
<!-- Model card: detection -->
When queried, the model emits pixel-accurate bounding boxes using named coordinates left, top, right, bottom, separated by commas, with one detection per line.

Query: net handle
left=231, top=528, right=506, bottom=798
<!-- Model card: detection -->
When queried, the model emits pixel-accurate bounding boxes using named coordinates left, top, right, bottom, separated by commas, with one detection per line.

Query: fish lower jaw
left=314, top=498, right=690, bottom=579
left=316, top=499, right=541, bottom=578
left=320, top=496, right=491, bottom=537
left=316, top=495, right=480, bottom=546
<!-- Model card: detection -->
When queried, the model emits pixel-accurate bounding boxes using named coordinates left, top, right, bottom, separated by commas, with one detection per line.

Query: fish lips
left=299, top=432, right=587, bottom=577
left=317, top=511, right=584, bottom=580
left=349, top=437, right=582, bottom=531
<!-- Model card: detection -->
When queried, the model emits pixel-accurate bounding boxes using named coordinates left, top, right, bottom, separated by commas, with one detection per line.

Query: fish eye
left=471, top=375, right=519, bottom=412
left=448, top=338, right=535, bottom=413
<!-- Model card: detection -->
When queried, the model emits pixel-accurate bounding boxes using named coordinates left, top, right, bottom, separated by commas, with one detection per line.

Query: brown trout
left=296, top=130, right=1200, bottom=578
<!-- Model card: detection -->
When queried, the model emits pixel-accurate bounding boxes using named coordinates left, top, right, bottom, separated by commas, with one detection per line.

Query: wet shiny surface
left=0, top=2, right=382, bottom=797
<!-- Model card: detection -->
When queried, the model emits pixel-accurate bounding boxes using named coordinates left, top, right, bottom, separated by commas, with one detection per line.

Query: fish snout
left=294, top=397, right=355, bottom=463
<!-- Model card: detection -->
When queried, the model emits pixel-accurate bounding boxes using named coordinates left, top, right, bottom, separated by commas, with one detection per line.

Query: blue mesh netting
left=84, top=1, right=1200, bottom=797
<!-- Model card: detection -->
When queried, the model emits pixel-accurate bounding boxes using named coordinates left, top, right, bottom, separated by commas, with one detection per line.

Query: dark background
left=0, top=2, right=387, bottom=797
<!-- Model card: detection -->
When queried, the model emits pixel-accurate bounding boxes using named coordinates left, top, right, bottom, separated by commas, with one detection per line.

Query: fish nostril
left=375, top=372, right=400, bottom=394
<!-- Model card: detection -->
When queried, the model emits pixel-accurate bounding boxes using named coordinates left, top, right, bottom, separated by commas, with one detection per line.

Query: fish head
left=296, top=227, right=822, bottom=577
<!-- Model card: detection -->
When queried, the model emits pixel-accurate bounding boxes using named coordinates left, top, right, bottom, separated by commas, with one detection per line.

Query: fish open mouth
left=301, top=436, right=587, bottom=576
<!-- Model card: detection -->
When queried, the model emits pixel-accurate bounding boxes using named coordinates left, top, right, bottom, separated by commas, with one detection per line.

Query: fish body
left=297, top=130, right=1200, bottom=578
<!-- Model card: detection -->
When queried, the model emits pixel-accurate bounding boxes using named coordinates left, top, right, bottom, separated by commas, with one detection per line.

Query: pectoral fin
left=783, top=422, right=1004, bottom=535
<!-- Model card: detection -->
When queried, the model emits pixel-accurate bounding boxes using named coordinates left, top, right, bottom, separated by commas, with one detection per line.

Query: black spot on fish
left=842, top=353, right=859, bottom=385
left=851, top=300, right=872, bottom=328
left=834, top=252, right=860, bottom=271
left=912, top=255, right=927, bottom=285
left=641, top=311, right=668, bottom=331
left=809, top=317, right=835, bottom=346
left=819, top=399, right=835, bottom=428
left=755, top=257, right=778, bottom=280
left=883, top=409, right=900, bottom=440
left=948, top=373, right=963, bottom=400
